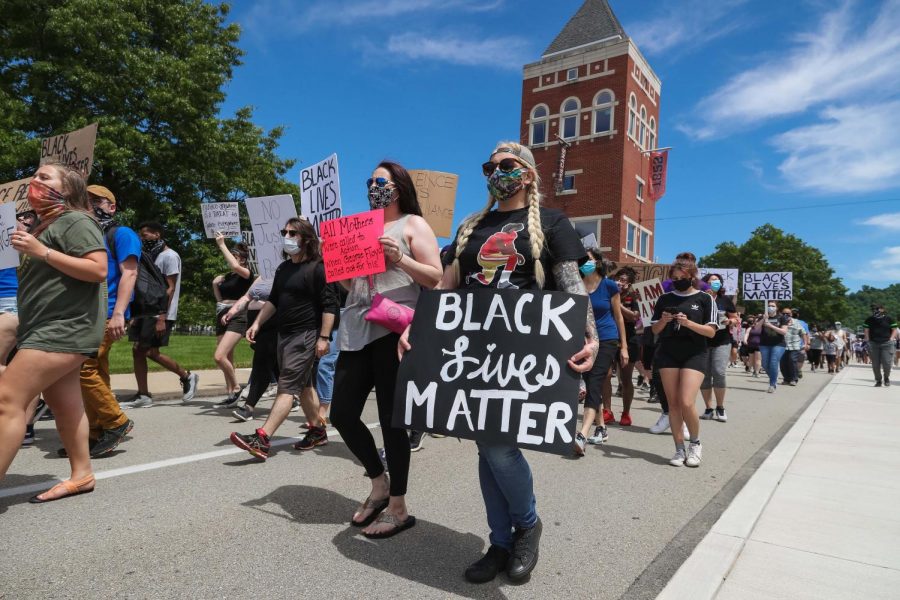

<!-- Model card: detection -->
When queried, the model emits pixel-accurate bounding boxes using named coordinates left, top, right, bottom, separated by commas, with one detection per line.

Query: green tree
left=846, top=284, right=900, bottom=330
left=0, top=0, right=299, bottom=323
left=700, top=224, right=849, bottom=324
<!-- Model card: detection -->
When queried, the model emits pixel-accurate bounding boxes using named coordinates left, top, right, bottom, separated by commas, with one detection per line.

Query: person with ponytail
left=699, top=272, right=738, bottom=423
left=330, top=161, right=442, bottom=539
left=0, top=163, right=108, bottom=501
left=211, top=233, right=253, bottom=407
left=402, top=142, right=599, bottom=583
left=650, top=257, right=717, bottom=468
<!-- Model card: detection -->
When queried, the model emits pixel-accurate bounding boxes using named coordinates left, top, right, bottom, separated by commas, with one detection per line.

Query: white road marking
left=0, top=421, right=382, bottom=500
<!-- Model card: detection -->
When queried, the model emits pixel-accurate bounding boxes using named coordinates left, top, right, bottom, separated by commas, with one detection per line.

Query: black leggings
left=330, top=333, right=410, bottom=497
left=642, top=342, right=669, bottom=414
left=244, top=313, right=279, bottom=409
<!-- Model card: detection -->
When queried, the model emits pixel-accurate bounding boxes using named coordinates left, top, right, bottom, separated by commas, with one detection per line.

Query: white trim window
left=561, top=97, right=580, bottom=140
left=648, top=118, right=656, bottom=151
left=639, top=106, right=647, bottom=149
left=567, top=67, right=578, bottom=81
left=530, top=104, right=549, bottom=146
left=628, top=94, right=637, bottom=139
left=636, top=175, right=645, bottom=202
left=592, top=89, right=614, bottom=135
left=624, top=218, right=652, bottom=259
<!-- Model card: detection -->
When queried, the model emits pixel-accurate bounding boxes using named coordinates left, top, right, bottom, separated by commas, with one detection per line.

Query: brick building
left=520, top=0, right=661, bottom=263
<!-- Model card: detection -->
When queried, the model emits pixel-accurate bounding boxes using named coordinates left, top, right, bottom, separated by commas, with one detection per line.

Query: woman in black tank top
left=212, top=232, right=252, bottom=404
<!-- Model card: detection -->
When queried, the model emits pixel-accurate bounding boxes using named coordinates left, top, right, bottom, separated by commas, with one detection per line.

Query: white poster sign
left=245, top=195, right=298, bottom=280
left=743, top=272, right=793, bottom=301
left=0, top=203, right=19, bottom=270
left=581, top=233, right=598, bottom=249
left=300, top=153, right=342, bottom=236
left=698, top=267, right=739, bottom=296
left=201, top=202, right=240, bottom=238
left=631, top=277, right=665, bottom=326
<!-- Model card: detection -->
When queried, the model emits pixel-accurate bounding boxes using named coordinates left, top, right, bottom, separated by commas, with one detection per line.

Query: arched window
left=628, top=94, right=637, bottom=138
left=530, top=105, right=548, bottom=146
left=561, top=98, right=580, bottom=140
left=639, top=106, right=647, bottom=148
left=593, top=90, right=614, bottom=135
left=648, top=118, right=656, bottom=150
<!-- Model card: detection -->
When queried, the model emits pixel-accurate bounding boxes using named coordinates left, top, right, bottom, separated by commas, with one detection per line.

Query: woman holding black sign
left=329, top=161, right=442, bottom=539
left=403, top=142, right=598, bottom=584
left=650, top=258, right=717, bottom=468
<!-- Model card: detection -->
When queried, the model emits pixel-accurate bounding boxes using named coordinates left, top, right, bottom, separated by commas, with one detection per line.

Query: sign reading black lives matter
left=393, top=289, right=587, bottom=456
left=743, top=272, right=793, bottom=301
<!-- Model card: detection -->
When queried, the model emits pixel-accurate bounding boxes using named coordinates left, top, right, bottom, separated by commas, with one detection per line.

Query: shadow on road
left=244, top=485, right=510, bottom=599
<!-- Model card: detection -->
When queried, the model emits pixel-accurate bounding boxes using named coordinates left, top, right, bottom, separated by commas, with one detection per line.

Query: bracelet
left=319, top=335, right=331, bottom=341
left=393, top=253, right=404, bottom=265
left=44, top=248, right=52, bottom=262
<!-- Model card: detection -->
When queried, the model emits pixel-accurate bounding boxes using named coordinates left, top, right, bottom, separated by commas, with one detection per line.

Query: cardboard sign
left=201, top=202, right=240, bottom=238
left=0, top=178, right=32, bottom=215
left=241, top=230, right=259, bottom=275
left=408, top=170, right=457, bottom=238
left=320, top=209, right=385, bottom=283
left=630, top=278, right=665, bottom=326
left=698, top=267, right=739, bottom=296
left=581, top=233, right=598, bottom=249
left=0, top=200, right=18, bottom=270
left=743, top=272, right=793, bottom=301
left=618, top=262, right=670, bottom=283
left=300, top=153, right=342, bottom=235
left=244, top=195, right=298, bottom=280
left=39, top=123, right=99, bottom=176
left=393, top=289, right=587, bottom=456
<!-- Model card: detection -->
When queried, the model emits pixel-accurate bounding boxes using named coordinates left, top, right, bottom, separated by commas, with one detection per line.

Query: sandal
left=351, top=496, right=389, bottom=527
left=29, top=474, right=95, bottom=504
left=362, top=512, right=416, bottom=539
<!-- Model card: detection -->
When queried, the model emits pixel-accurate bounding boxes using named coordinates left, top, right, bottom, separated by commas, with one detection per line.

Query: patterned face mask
left=487, top=168, right=525, bottom=202
left=368, top=186, right=394, bottom=210
left=27, top=179, right=66, bottom=222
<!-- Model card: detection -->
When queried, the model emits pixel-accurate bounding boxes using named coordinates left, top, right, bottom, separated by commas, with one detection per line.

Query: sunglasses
left=281, top=229, right=300, bottom=237
left=482, top=157, right=524, bottom=177
left=16, top=212, right=36, bottom=222
left=366, top=177, right=393, bottom=189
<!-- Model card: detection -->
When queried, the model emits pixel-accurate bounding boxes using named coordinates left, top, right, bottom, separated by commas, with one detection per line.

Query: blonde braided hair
left=451, top=197, right=496, bottom=286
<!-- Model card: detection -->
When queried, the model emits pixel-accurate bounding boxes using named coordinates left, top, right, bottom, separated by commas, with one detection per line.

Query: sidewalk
left=110, top=367, right=251, bottom=402
left=658, top=364, right=900, bottom=599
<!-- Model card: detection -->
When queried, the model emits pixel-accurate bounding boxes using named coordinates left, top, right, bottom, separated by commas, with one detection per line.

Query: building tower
left=520, top=0, right=661, bottom=263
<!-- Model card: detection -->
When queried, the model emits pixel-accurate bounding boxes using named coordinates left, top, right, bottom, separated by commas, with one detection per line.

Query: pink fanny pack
left=364, top=275, right=414, bottom=334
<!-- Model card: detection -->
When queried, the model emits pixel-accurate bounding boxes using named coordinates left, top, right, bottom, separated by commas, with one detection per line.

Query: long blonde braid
left=451, top=198, right=496, bottom=285
left=525, top=176, right=546, bottom=289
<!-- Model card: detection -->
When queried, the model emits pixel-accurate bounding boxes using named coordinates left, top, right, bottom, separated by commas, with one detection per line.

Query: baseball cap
left=86, top=185, right=116, bottom=206
left=491, top=145, right=537, bottom=171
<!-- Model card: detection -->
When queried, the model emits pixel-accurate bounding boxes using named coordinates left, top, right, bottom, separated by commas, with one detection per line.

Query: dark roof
left=543, top=0, right=627, bottom=56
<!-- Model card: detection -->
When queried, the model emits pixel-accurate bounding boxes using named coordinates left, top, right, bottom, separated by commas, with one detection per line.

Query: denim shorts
left=0, top=296, right=18, bottom=315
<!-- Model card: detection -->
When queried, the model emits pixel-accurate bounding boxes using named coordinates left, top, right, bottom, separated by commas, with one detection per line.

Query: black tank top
left=217, top=272, right=252, bottom=301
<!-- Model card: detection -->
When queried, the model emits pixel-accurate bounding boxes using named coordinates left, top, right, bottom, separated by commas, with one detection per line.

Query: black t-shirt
left=651, top=290, right=718, bottom=356
left=268, top=259, right=339, bottom=334
left=443, top=207, right=586, bottom=291
left=865, top=313, right=894, bottom=343
left=217, top=272, right=252, bottom=301
left=760, top=316, right=786, bottom=347
left=709, top=294, right=737, bottom=347
left=621, top=292, right=639, bottom=342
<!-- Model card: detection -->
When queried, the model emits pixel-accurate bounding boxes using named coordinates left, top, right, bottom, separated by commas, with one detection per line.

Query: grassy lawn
left=107, top=334, right=254, bottom=375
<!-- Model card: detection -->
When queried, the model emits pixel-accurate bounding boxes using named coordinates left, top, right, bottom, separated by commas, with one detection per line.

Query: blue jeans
left=760, top=345, right=786, bottom=387
left=316, top=328, right=339, bottom=403
left=476, top=441, right=538, bottom=551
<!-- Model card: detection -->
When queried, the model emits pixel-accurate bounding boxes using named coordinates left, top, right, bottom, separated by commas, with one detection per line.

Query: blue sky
left=222, top=0, right=900, bottom=292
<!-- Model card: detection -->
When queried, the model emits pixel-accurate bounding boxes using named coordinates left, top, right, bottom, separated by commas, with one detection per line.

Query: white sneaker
left=573, top=432, right=586, bottom=456
left=120, top=394, right=152, bottom=409
left=714, top=408, right=728, bottom=422
left=181, top=372, right=200, bottom=401
left=685, top=442, right=702, bottom=467
left=669, top=448, right=686, bottom=467
left=649, top=413, right=670, bottom=434
left=767, top=385, right=775, bottom=393
left=261, top=384, right=277, bottom=400
left=586, top=426, right=608, bottom=444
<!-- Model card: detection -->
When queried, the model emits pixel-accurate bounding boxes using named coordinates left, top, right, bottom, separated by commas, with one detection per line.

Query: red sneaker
left=618, top=412, right=633, bottom=427
left=602, top=408, right=616, bottom=424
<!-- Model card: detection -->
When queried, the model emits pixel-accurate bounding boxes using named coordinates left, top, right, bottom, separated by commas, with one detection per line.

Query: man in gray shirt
left=121, top=222, right=199, bottom=408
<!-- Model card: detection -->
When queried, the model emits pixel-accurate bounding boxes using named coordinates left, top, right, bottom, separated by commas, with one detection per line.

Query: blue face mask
left=710, top=280, right=722, bottom=292
left=579, top=261, right=596, bottom=276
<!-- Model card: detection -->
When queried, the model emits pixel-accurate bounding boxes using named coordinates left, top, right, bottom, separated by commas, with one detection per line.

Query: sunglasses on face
left=366, top=177, right=393, bottom=189
left=482, top=157, right=524, bottom=177
left=281, top=229, right=300, bottom=237
left=16, top=212, right=36, bottom=223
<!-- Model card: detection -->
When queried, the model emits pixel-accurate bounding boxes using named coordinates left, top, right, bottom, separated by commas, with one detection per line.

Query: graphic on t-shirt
left=469, top=223, right=525, bottom=289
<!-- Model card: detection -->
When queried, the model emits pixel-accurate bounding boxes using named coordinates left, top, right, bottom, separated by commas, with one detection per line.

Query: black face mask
left=93, top=206, right=116, bottom=230
left=143, top=238, right=165, bottom=259
left=672, top=278, right=691, bottom=292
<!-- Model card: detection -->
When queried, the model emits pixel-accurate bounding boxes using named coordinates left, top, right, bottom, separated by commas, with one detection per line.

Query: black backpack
left=105, top=225, right=170, bottom=318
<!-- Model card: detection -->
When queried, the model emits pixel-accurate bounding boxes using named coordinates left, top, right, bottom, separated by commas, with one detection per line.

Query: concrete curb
left=655, top=368, right=846, bottom=599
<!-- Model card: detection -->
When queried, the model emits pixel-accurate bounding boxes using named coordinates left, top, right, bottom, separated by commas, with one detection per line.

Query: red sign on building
left=649, top=150, right=668, bottom=202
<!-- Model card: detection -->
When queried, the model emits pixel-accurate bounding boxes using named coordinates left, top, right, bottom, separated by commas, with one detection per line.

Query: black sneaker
left=409, top=430, right=425, bottom=452
left=886, top=379, right=891, bottom=387
left=232, top=404, right=253, bottom=422
left=22, top=425, right=34, bottom=447
left=89, top=419, right=134, bottom=457
left=875, top=381, right=883, bottom=387
left=181, top=372, right=200, bottom=402
left=507, top=517, right=542, bottom=581
left=464, top=545, right=510, bottom=584
left=230, top=429, right=270, bottom=460
left=214, top=393, right=241, bottom=409
left=294, top=426, right=328, bottom=451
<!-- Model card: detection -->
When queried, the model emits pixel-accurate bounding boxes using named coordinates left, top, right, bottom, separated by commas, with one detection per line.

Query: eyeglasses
left=281, top=229, right=300, bottom=237
left=482, top=157, right=524, bottom=177
left=366, top=177, right=393, bottom=189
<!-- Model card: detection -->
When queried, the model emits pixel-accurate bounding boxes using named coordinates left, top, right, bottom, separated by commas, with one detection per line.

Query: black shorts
left=129, top=318, right=175, bottom=348
left=654, top=347, right=708, bottom=373
left=216, top=305, right=248, bottom=337
left=618, top=338, right=640, bottom=364
left=582, top=340, right=619, bottom=412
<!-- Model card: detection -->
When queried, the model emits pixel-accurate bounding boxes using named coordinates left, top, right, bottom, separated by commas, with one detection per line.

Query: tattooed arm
left=553, top=260, right=599, bottom=373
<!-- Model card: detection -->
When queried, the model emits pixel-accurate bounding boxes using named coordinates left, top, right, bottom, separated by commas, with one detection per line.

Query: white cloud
left=688, top=0, right=900, bottom=138
left=627, top=0, right=750, bottom=56
left=771, top=101, right=900, bottom=193
left=869, top=246, right=900, bottom=280
left=860, top=212, right=900, bottom=230
left=384, top=33, right=530, bottom=69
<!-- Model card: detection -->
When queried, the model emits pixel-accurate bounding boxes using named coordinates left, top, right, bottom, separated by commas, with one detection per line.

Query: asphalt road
left=0, top=363, right=829, bottom=599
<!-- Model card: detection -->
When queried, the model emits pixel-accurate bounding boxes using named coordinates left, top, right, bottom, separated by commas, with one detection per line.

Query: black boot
left=507, top=517, right=542, bottom=581
left=464, top=544, right=509, bottom=583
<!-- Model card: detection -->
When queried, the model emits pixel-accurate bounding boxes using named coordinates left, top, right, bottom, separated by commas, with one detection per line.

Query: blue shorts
left=0, top=296, right=18, bottom=316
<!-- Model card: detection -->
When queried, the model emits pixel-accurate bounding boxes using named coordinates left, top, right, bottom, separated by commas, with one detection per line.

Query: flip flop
left=29, top=475, right=95, bottom=504
left=351, top=496, right=389, bottom=527
left=362, top=512, right=416, bottom=539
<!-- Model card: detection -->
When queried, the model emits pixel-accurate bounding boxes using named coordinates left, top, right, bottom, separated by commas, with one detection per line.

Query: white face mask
left=283, top=236, right=301, bottom=255
left=767, top=306, right=777, bottom=316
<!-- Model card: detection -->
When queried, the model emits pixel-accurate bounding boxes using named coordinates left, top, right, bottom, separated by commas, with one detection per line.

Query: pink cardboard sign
left=321, top=209, right=385, bottom=283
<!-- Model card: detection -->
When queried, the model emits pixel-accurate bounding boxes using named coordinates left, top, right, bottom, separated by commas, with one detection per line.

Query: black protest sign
left=393, top=289, right=587, bottom=456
